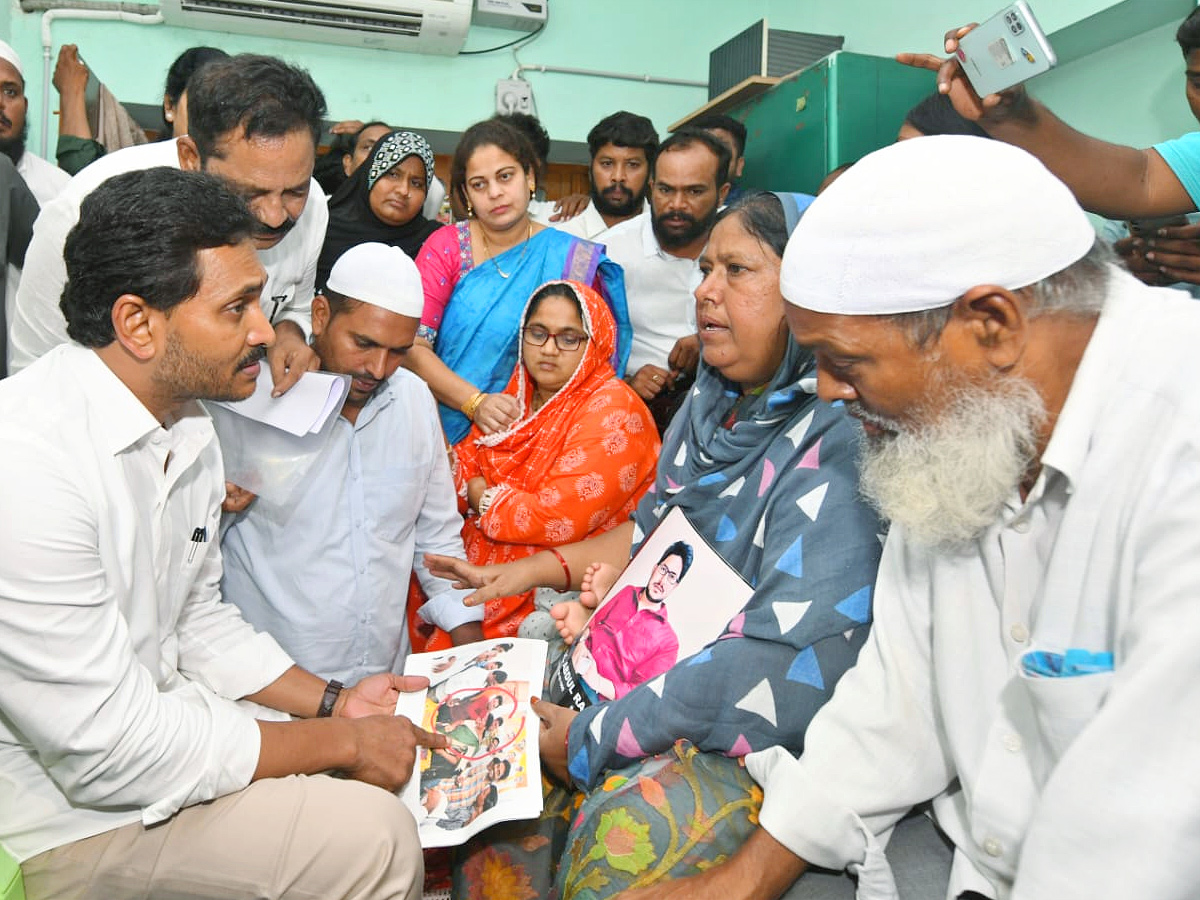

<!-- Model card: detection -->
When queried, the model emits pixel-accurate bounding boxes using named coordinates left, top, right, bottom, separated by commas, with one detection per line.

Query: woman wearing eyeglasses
left=413, top=280, right=659, bottom=649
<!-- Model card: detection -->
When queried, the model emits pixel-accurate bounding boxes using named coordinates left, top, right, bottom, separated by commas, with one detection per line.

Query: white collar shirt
left=546, top=198, right=649, bottom=241
left=8, top=139, right=327, bottom=374
left=0, top=345, right=294, bottom=862
left=747, top=269, right=1200, bottom=900
left=221, top=368, right=481, bottom=684
left=599, top=211, right=699, bottom=376
left=15, top=151, right=69, bottom=205
left=550, top=199, right=612, bottom=240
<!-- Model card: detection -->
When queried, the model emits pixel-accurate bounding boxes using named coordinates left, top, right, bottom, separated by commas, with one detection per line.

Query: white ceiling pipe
left=40, top=7, right=164, bottom=157
left=510, top=62, right=705, bottom=89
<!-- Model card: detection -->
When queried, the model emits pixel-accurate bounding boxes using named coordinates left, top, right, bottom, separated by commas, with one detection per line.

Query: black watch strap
left=317, top=679, right=344, bottom=718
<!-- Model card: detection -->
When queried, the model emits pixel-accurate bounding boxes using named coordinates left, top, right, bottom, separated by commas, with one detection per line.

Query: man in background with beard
left=618, top=136, right=1200, bottom=900
left=554, top=110, right=658, bottom=241
left=602, top=127, right=728, bottom=432
left=0, top=40, right=70, bottom=377
left=0, top=40, right=69, bottom=204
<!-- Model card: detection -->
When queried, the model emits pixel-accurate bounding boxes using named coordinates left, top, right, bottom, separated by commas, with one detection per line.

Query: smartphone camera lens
left=1010, top=21, right=1024, bottom=36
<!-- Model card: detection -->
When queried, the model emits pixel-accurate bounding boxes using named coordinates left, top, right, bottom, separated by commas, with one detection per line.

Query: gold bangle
left=461, top=391, right=486, bottom=420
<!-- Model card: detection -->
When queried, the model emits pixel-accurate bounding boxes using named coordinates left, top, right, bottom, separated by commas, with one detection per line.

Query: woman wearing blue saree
left=407, top=119, right=631, bottom=444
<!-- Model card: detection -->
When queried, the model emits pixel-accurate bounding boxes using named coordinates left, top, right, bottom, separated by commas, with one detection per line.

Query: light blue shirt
left=1154, top=131, right=1200, bottom=208
left=221, top=369, right=481, bottom=684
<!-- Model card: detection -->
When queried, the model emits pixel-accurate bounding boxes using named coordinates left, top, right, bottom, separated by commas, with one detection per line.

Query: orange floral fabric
left=415, top=281, right=659, bottom=650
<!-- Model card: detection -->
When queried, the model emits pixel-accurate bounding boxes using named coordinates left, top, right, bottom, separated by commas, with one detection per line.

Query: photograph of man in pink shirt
left=573, top=541, right=694, bottom=701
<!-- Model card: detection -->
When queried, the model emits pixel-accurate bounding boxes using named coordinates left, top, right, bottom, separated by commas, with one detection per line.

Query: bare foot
left=580, top=561, right=620, bottom=609
left=551, top=600, right=590, bottom=644
left=550, top=561, right=620, bottom=644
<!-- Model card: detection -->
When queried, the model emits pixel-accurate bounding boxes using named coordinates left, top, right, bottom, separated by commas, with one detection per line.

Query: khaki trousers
left=20, top=774, right=422, bottom=900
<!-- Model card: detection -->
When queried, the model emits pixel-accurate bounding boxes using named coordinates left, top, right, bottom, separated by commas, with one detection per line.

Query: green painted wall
left=3, top=1, right=760, bottom=154
left=760, top=0, right=1197, bottom=150
left=762, top=0, right=1132, bottom=56
left=1, top=0, right=1194, bottom=155
left=1035, top=19, right=1197, bottom=148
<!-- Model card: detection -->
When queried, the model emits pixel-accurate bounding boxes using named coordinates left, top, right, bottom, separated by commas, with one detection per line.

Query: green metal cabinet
left=733, top=51, right=936, bottom=194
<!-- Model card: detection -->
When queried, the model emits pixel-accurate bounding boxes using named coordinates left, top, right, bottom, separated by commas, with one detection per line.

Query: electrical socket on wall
left=495, top=78, right=536, bottom=116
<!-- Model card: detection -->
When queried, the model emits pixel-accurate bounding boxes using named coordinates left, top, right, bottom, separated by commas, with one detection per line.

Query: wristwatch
left=317, top=679, right=344, bottom=717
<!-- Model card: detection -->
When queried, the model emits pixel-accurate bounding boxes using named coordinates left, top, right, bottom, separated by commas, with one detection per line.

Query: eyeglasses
left=653, top=562, right=680, bottom=586
left=522, top=325, right=588, bottom=352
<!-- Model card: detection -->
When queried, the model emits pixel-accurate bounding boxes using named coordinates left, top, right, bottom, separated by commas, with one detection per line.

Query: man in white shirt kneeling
left=221, top=241, right=484, bottom=683
left=0, top=167, right=440, bottom=900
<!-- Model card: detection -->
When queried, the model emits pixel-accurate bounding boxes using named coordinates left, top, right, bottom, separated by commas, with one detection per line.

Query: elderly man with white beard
left=613, top=135, right=1200, bottom=900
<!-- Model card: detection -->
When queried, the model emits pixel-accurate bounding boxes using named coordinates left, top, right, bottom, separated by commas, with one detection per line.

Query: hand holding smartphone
left=955, top=2, right=1056, bottom=97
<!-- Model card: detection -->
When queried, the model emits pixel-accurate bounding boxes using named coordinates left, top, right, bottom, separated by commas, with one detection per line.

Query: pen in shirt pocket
left=187, top=526, right=208, bottom=563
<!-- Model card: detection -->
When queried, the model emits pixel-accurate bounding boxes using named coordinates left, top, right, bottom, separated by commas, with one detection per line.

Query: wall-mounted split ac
left=159, top=0, right=474, bottom=55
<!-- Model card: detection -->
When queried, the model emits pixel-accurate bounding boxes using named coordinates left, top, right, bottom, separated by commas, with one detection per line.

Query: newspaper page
left=395, top=638, right=548, bottom=848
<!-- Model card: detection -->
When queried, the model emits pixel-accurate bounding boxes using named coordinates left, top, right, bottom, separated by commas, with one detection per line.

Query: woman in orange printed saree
left=413, top=280, right=659, bottom=650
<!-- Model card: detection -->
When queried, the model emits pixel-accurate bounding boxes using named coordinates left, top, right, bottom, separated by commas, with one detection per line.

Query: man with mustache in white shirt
left=0, top=167, right=437, bottom=900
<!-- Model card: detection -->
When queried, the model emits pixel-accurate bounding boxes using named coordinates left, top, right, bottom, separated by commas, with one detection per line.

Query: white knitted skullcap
left=326, top=243, right=423, bottom=318
left=0, top=41, right=23, bottom=79
left=780, top=135, right=1095, bottom=315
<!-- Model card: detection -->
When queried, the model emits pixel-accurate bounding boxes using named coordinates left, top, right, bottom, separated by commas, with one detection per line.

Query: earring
left=466, top=201, right=474, bottom=217
left=529, top=186, right=536, bottom=200
left=165, top=111, right=175, bottom=122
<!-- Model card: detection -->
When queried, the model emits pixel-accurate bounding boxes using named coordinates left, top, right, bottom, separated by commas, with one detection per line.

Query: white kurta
left=15, top=151, right=69, bottom=204
left=5, top=151, right=70, bottom=369
left=748, top=268, right=1200, bottom=900
left=221, top=369, right=481, bottom=684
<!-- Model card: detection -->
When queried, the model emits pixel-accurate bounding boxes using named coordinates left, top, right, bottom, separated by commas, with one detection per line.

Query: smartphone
left=1127, top=215, right=1189, bottom=237
left=956, top=2, right=1056, bottom=97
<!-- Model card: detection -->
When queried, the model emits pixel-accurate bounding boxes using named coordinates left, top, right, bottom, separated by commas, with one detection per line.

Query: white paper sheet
left=214, top=367, right=349, bottom=437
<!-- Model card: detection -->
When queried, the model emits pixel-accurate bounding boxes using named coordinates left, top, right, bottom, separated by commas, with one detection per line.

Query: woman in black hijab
left=317, top=129, right=441, bottom=289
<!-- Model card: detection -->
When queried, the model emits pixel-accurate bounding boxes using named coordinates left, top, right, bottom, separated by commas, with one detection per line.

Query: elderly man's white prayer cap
left=326, top=242, right=423, bottom=318
left=0, top=41, right=23, bottom=78
left=780, top=135, right=1096, bottom=316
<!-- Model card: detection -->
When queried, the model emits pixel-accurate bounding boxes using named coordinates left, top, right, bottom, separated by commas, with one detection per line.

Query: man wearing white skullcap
left=622, top=136, right=1200, bottom=900
left=0, top=39, right=68, bottom=205
left=223, top=242, right=484, bottom=685
left=0, top=38, right=69, bottom=378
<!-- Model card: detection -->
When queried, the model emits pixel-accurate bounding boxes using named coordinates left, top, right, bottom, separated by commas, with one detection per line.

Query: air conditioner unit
left=160, top=0, right=473, bottom=55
